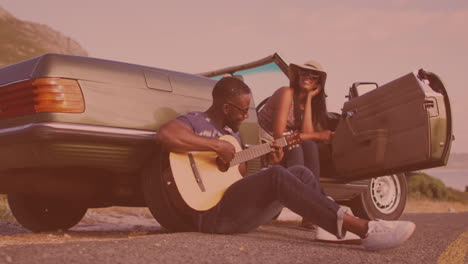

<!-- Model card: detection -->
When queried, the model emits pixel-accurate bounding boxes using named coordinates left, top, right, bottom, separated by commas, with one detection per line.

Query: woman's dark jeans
left=285, top=140, right=320, bottom=177
left=195, top=165, right=341, bottom=236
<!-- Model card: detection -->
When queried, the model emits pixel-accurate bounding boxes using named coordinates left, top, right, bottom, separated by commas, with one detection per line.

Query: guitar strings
left=230, top=138, right=288, bottom=166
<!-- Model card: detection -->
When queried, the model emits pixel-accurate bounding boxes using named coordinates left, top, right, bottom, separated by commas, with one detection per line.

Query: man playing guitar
left=155, top=76, right=415, bottom=251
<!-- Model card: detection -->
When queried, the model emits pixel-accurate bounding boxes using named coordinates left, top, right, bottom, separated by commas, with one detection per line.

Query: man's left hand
left=269, top=141, right=284, bottom=165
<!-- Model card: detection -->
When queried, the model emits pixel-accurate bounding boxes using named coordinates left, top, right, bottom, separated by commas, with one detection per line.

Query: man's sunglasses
left=226, top=102, right=249, bottom=115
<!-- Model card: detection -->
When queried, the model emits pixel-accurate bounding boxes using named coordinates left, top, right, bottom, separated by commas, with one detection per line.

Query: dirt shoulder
left=404, top=199, right=468, bottom=213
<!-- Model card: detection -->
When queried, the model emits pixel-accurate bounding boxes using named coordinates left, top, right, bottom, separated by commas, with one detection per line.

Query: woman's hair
left=290, top=73, right=328, bottom=131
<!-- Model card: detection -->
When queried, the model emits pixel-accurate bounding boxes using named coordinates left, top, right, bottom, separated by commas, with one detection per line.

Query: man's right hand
left=214, top=139, right=236, bottom=165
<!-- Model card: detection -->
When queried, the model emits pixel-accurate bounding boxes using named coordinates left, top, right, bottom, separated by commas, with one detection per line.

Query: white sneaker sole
left=363, top=222, right=416, bottom=251
left=315, top=228, right=362, bottom=245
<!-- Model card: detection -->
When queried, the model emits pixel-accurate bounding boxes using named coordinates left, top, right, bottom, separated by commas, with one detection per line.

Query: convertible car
left=0, top=53, right=452, bottom=232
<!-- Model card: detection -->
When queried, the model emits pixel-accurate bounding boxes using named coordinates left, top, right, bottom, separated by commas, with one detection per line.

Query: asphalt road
left=0, top=213, right=466, bottom=264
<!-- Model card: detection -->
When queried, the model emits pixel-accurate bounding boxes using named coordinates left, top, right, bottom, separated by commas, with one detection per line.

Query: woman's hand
left=307, top=85, right=322, bottom=99
left=300, top=130, right=334, bottom=143
left=317, top=130, right=334, bottom=143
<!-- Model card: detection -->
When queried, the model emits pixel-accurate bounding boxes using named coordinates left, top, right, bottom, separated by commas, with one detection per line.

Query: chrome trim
left=321, top=182, right=368, bottom=190
left=0, top=122, right=156, bottom=138
left=321, top=182, right=368, bottom=201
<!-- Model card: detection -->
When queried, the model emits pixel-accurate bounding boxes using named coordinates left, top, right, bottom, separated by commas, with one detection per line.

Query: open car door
left=332, top=69, right=453, bottom=181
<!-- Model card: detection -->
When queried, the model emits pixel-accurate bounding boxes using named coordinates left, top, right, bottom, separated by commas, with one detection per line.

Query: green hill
left=408, top=172, right=468, bottom=203
left=0, top=7, right=87, bottom=67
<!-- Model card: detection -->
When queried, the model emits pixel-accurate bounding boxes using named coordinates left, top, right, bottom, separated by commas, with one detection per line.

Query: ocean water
left=422, top=169, right=468, bottom=191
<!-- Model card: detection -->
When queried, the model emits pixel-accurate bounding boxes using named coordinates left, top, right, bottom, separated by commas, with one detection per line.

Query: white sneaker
left=362, top=220, right=416, bottom=251
left=315, top=227, right=361, bottom=244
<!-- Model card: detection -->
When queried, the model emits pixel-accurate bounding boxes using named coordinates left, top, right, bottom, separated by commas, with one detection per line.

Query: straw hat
left=289, top=60, right=327, bottom=88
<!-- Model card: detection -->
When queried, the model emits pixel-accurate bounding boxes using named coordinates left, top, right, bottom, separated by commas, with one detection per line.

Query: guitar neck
left=230, top=137, right=287, bottom=166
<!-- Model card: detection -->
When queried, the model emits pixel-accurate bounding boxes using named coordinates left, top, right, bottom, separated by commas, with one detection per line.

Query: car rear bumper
left=0, top=122, right=156, bottom=173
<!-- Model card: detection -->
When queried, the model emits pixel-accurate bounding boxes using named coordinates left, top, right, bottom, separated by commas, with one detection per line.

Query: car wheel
left=349, top=173, right=407, bottom=220
left=7, top=194, right=87, bottom=232
left=141, top=148, right=195, bottom=232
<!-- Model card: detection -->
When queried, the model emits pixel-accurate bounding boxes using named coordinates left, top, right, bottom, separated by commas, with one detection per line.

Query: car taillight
left=0, top=78, right=85, bottom=120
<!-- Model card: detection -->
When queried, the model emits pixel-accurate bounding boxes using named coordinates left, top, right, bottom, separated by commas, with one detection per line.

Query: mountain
left=0, top=7, right=87, bottom=67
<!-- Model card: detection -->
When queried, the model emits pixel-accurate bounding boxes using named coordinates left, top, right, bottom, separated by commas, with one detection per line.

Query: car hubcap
left=369, top=175, right=401, bottom=214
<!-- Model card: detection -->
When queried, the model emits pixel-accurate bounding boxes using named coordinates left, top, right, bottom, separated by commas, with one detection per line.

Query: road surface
left=0, top=211, right=466, bottom=264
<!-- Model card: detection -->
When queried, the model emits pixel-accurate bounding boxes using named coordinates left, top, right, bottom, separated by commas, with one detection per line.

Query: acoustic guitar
left=169, top=134, right=301, bottom=212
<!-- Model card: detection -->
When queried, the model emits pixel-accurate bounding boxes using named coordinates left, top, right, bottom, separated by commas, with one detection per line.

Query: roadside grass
left=0, top=195, right=15, bottom=223
left=405, top=198, right=468, bottom=213
left=405, top=172, right=468, bottom=213
left=407, top=172, right=468, bottom=204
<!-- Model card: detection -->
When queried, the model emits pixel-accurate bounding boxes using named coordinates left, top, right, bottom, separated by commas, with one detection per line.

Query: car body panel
left=0, top=54, right=261, bottom=199
left=0, top=54, right=216, bottom=131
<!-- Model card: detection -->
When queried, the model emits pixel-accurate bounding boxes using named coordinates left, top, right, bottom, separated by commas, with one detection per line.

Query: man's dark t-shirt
left=176, top=111, right=242, bottom=146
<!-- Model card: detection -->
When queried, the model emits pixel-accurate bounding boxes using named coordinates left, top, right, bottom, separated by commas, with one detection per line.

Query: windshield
left=208, top=61, right=289, bottom=107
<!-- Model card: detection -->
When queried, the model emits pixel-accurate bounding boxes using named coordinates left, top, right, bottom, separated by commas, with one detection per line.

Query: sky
left=2, top=0, right=468, bottom=153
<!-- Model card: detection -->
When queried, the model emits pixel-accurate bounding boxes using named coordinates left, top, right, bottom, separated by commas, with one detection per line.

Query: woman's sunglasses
left=298, top=70, right=320, bottom=80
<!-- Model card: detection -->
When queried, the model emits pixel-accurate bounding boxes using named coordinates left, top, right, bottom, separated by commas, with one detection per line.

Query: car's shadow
left=0, top=218, right=165, bottom=246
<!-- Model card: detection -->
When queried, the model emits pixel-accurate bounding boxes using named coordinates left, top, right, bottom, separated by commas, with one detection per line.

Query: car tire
left=348, top=173, right=408, bottom=220
left=7, top=194, right=87, bottom=232
left=141, top=148, right=195, bottom=232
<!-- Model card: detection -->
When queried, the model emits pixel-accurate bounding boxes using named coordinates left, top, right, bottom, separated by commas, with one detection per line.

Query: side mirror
left=348, top=82, right=379, bottom=99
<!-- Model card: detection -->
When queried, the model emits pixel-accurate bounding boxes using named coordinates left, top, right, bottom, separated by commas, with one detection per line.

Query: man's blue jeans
left=195, top=165, right=343, bottom=237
